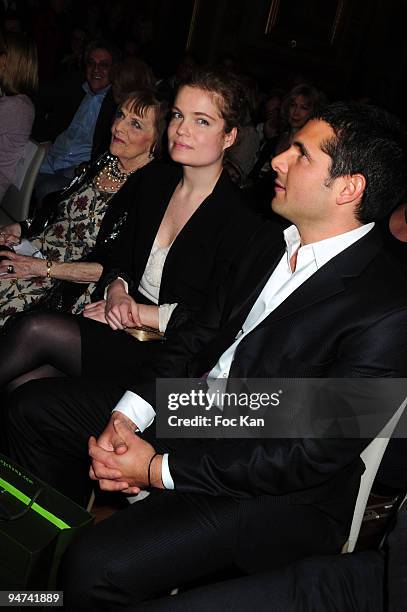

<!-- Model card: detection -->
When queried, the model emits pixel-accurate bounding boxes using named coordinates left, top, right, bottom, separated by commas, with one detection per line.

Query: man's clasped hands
left=88, top=414, right=164, bottom=493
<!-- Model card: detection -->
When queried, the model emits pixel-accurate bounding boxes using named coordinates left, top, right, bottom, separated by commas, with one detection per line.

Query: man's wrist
left=112, top=412, right=138, bottom=433
left=113, top=392, right=156, bottom=433
left=149, top=454, right=164, bottom=489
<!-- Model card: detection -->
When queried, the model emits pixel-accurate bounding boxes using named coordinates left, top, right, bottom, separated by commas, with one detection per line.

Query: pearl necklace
left=105, top=154, right=133, bottom=182
left=94, top=155, right=138, bottom=193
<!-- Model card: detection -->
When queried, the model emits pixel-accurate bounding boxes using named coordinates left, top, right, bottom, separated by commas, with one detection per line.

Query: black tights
left=0, top=311, right=82, bottom=393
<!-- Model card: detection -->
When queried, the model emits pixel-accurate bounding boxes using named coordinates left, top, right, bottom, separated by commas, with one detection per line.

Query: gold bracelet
left=46, top=259, right=53, bottom=279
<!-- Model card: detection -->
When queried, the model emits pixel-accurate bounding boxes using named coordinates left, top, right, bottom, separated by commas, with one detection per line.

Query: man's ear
left=337, top=174, right=366, bottom=205
left=223, top=127, right=237, bottom=151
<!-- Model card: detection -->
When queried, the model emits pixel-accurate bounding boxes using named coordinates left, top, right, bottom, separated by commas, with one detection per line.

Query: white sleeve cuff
left=104, top=276, right=129, bottom=300
left=161, top=453, right=174, bottom=489
left=158, top=303, right=178, bottom=333
left=113, top=390, right=156, bottom=432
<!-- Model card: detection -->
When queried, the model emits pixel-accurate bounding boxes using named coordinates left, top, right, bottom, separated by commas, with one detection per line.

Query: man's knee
left=5, top=379, right=95, bottom=504
left=60, top=537, right=106, bottom=611
left=7, top=380, right=54, bottom=424
left=60, top=529, right=143, bottom=610
left=4, top=380, right=55, bottom=454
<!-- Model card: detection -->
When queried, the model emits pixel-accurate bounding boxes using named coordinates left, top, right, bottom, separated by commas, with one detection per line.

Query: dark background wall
left=163, top=0, right=407, bottom=114
left=11, top=0, right=407, bottom=115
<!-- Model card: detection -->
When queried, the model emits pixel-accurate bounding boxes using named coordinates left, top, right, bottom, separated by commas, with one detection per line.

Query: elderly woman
left=0, top=31, right=38, bottom=203
left=0, top=88, right=167, bottom=326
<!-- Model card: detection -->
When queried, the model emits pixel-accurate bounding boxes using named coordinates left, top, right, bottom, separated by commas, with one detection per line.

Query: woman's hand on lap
left=83, top=300, right=109, bottom=324
left=0, top=223, right=21, bottom=247
left=0, top=251, right=46, bottom=279
left=105, top=292, right=141, bottom=330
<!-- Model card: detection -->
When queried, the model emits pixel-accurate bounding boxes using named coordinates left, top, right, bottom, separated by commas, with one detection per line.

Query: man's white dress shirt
left=113, top=223, right=374, bottom=488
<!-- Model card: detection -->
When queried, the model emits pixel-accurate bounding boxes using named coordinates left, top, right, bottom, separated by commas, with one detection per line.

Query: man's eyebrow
left=293, top=140, right=312, bottom=160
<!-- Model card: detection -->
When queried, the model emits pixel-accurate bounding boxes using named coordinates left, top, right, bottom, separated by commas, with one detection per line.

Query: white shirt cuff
left=161, top=453, right=174, bottom=489
left=158, top=302, right=178, bottom=332
left=113, top=390, right=155, bottom=432
left=104, top=276, right=129, bottom=300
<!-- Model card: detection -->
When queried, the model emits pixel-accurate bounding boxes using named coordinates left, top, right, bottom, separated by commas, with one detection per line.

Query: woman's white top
left=138, top=240, right=178, bottom=331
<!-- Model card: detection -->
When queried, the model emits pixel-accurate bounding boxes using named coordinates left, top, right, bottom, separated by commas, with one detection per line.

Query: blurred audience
left=224, top=73, right=261, bottom=186
left=249, top=89, right=285, bottom=184
left=378, top=201, right=407, bottom=271
left=0, top=0, right=28, bottom=33
left=32, top=0, right=70, bottom=83
left=111, top=56, right=155, bottom=104
left=59, top=25, right=88, bottom=76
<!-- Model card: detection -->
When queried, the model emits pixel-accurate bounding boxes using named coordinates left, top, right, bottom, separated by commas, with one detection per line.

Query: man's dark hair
left=314, top=102, right=407, bottom=223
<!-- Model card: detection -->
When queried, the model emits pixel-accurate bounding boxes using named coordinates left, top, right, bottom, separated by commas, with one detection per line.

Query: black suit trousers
left=5, top=378, right=350, bottom=609
left=130, top=551, right=384, bottom=612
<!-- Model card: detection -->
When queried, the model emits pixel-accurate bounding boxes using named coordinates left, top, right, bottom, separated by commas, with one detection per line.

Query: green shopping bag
left=0, top=454, right=93, bottom=589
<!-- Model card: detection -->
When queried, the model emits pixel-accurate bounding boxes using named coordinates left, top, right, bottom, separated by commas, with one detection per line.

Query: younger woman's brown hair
left=177, top=67, right=247, bottom=134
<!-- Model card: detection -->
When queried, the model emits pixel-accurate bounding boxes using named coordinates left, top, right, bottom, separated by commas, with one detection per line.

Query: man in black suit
left=6, top=102, right=407, bottom=608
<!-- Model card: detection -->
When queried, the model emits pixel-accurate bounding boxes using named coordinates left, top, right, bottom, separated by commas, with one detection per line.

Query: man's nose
left=271, top=150, right=289, bottom=174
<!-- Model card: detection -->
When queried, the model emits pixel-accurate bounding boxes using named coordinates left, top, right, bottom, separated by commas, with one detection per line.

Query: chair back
left=344, top=397, right=407, bottom=553
left=0, top=140, right=48, bottom=224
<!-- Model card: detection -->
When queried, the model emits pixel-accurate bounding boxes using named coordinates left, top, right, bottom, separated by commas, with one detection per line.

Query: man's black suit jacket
left=120, top=225, right=407, bottom=518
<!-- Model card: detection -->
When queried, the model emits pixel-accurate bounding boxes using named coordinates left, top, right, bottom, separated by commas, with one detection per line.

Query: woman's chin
left=109, top=143, right=122, bottom=157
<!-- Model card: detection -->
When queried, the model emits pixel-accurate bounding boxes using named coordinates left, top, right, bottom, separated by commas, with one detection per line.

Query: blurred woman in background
left=275, top=83, right=325, bottom=154
left=0, top=31, right=38, bottom=202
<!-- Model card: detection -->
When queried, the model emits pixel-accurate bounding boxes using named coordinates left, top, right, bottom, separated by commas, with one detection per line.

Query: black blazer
left=126, top=225, right=407, bottom=514
left=97, top=162, right=266, bottom=320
